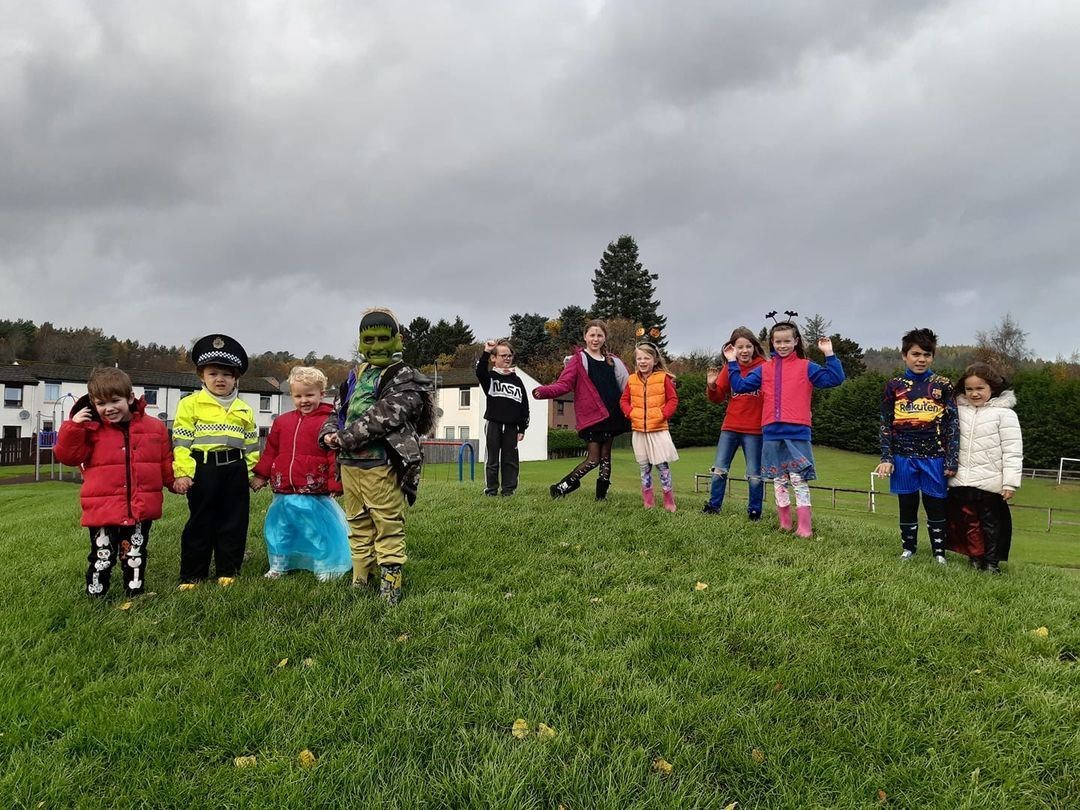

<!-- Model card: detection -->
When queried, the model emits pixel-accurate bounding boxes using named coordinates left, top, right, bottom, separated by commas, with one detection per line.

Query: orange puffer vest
left=627, top=372, right=670, bottom=432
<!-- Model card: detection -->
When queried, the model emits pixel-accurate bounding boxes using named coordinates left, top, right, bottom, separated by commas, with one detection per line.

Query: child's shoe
left=217, top=576, right=236, bottom=587
left=595, top=479, right=611, bottom=501
left=747, top=510, right=762, bottom=521
left=900, top=549, right=915, bottom=560
left=177, top=582, right=199, bottom=591
left=264, top=569, right=284, bottom=580
left=642, top=487, right=655, bottom=509
left=702, top=503, right=721, bottom=515
left=550, top=478, right=580, bottom=498
left=985, top=562, right=1002, bottom=575
left=795, top=506, right=812, bottom=538
left=777, top=505, right=793, bottom=531
left=378, top=564, right=403, bottom=606
left=934, top=554, right=947, bottom=566
left=662, top=490, right=676, bottom=513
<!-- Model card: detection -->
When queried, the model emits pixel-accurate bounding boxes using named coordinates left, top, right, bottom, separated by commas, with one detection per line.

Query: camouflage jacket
left=320, top=361, right=436, bottom=505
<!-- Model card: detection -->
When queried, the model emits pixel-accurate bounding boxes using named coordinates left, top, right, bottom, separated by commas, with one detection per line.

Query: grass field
left=2, top=449, right=1079, bottom=807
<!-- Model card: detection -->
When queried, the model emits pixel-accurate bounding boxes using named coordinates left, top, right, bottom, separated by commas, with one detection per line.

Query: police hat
left=191, top=334, right=249, bottom=375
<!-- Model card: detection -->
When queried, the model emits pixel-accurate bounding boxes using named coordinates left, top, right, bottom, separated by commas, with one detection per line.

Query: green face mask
left=358, top=325, right=402, bottom=368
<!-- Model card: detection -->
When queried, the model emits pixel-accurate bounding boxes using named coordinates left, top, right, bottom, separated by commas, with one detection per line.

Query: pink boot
left=796, top=506, right=813, bottom=538
left=642, top=486, right=655, bottom=508
left=777, top=505, right=793, bottom=531
left=662, top=489, right=677, bottom=512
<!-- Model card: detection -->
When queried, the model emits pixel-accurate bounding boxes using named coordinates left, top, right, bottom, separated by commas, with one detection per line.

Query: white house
left=432, top=366, right=548, bottom=462
left=0, top=362, right=283, bottom=440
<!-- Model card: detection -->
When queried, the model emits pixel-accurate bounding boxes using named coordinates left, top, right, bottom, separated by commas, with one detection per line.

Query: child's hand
left=944, top=468, right=956, bottom=478
left=721, top=343, right=736, bottom=362
left=174, top=477, right=193, bottom=494
left=818, top=337, right=834, bottom=356
left=323, top=432, right=340, bottom=448
left=1002, top=488, right=1014, bottom=501
left=706, top=367, right=719, bottom=387
left=517, top=433, right=524, bottom=442
left=71, top=407, right=95, bottom=424
left=250, top=476, right=267, bottom=492
left=483, top=340, right=496, bottom=353
left=874, top=462, right=893, bottom=476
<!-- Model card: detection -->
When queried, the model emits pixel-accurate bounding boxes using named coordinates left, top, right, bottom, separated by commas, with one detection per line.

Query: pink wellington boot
left=795, top=506, right=813, bottom=538
left=642, top=486, right=655, bottom=508
left=662, top=489, right=677, bottom=512
left=777, top=504, right=793, bottom=531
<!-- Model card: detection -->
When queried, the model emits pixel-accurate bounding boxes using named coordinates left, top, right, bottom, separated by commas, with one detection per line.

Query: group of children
left=56, top=308, right=435, bottom=606
left=56, top=312, right=1023, bottom=606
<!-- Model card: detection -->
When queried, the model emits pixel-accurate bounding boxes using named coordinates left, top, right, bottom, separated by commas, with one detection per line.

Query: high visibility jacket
left=621, top=371, right=678, bottom=432
left=172, top=389, right=260, bottom=478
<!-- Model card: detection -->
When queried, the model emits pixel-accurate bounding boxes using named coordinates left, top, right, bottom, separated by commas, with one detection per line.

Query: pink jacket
left=533, top=349, right=629, bottom=431
left=761, top=355, right=813, bottom=428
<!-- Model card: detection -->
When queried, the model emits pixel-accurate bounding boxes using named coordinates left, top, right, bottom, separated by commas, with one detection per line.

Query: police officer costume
left=173, top=334, right=260, bottom=583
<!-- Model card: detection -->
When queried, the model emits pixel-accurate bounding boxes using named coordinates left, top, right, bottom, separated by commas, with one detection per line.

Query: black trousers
left=484, top=421, right=520, bottom=495
left=86, top=521, right=152, bottom=597
left=180, top=456, right=250, bottom=582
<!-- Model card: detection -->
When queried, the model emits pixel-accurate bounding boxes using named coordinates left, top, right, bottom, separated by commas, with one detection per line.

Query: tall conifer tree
left=591, top=235, right=667, bottom=348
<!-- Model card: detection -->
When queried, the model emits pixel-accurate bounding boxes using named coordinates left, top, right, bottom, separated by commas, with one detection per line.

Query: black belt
left=192, top=448, right=244, bottom=465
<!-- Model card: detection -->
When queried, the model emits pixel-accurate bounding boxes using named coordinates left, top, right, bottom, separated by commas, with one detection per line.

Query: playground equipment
left=35, top=393, right=77, bottom=482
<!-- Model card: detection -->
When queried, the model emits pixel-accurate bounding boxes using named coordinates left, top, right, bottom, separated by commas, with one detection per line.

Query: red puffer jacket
left=253, top=402, right=342, bottom=495
left=54, top=395, right=175, bottom=527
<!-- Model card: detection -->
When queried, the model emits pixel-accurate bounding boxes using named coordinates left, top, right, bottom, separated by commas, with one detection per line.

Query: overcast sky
left=2, top=0, right=1077, bottom=363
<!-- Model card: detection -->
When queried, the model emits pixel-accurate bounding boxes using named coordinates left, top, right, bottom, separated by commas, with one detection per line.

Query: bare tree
left=975, top=313, right=1031, bottom=373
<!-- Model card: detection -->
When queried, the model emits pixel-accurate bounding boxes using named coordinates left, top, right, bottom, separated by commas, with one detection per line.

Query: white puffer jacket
left=950, top=390, right=1023, bottom=494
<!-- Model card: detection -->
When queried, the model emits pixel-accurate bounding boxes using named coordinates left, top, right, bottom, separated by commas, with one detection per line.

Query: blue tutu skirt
left=264, top=494, right=351, bottom=579
left=760, top=439, right=817, bottom=481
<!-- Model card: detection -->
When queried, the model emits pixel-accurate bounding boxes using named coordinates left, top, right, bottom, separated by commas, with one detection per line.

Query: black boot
left=595, top=479, right=611, bottom=501
left=550, top=477, right=580, bottom=498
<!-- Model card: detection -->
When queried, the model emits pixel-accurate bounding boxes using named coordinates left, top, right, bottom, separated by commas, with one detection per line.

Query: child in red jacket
left=251, top=366, right=351, bottom=581
left=54, top=367, right=175, bottom=598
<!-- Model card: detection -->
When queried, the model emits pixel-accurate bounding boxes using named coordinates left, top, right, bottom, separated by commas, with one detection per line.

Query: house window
left=42, top=420, right=54, bottom=432
left=444, top=426, right=455, bottom=440
left=556, top=401, right=565, bottom=415
left=459, top=426, right=469, bottom=441
left=143, top=387, right=159, bottom=406
left=44, top=382, right=61, bottom=401
left=259, top=394, right=272, bottom=412
left=459, top=388, right=471, bottom=408
left=3, top=426, right=20, bottom=439
left=4, top=385, right=22, bottom=408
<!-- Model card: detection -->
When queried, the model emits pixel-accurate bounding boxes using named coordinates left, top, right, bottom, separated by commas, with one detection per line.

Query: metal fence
left=693, top=473, right=1080, bottom=534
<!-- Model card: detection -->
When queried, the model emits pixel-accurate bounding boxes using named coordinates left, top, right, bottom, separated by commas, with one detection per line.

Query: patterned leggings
left=563, top=438, right=614, bottom=486
left=773, top=472, right=811, bottom=508
left=639, top=462, right=673, bottom=492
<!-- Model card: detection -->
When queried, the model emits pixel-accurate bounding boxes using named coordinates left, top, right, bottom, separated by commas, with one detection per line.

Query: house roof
left=23, top=363, right=282, bottom=394
left=432, top=368, right=478, bottom=387
left=0, top=364, right=39, bottom=384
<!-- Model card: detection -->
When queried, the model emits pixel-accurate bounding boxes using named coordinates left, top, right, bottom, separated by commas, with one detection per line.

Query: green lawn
left=2, top=461, right=1079, bottom=807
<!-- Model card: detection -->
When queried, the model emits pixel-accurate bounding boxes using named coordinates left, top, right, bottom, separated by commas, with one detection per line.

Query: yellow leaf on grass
left=504, top=591, right=514, bottom=600
left=750, top=748, right=766, bottom=764
left=276, top=658, right=289, bottom=668
left=234, top=755, right=257, bottom=768
left=1032, top=626, right=1049, bottom=638
left=146, top=592, right=157, bottom=597
left=298, top=749, right=317, bottom=768
left=723, top=803, right=739, bottom=810
left=589, top=597, right=603, bottom=604
left=301, top=658, right=316, bottom=668
left=177, top=583, right=198, bottom=592
left=118, top=601, right=134, bottom=611
left=877, top=789, right=888, bottom=803
left=511, top=718, right=531, bottom=739
left=396, top=633, right=409, bottom=643
left=537, top=723, right=556, bottom=740
left=652, top=757, right=674, bottom=776
left=694, top=581, right=709, bottom=591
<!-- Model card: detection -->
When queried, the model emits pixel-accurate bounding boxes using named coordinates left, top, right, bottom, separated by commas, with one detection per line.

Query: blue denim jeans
left=708, top=430, right=764, bottom=515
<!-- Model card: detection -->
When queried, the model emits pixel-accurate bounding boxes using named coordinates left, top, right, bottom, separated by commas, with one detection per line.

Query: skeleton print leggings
left=85, top=521, right=152, bottom=597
